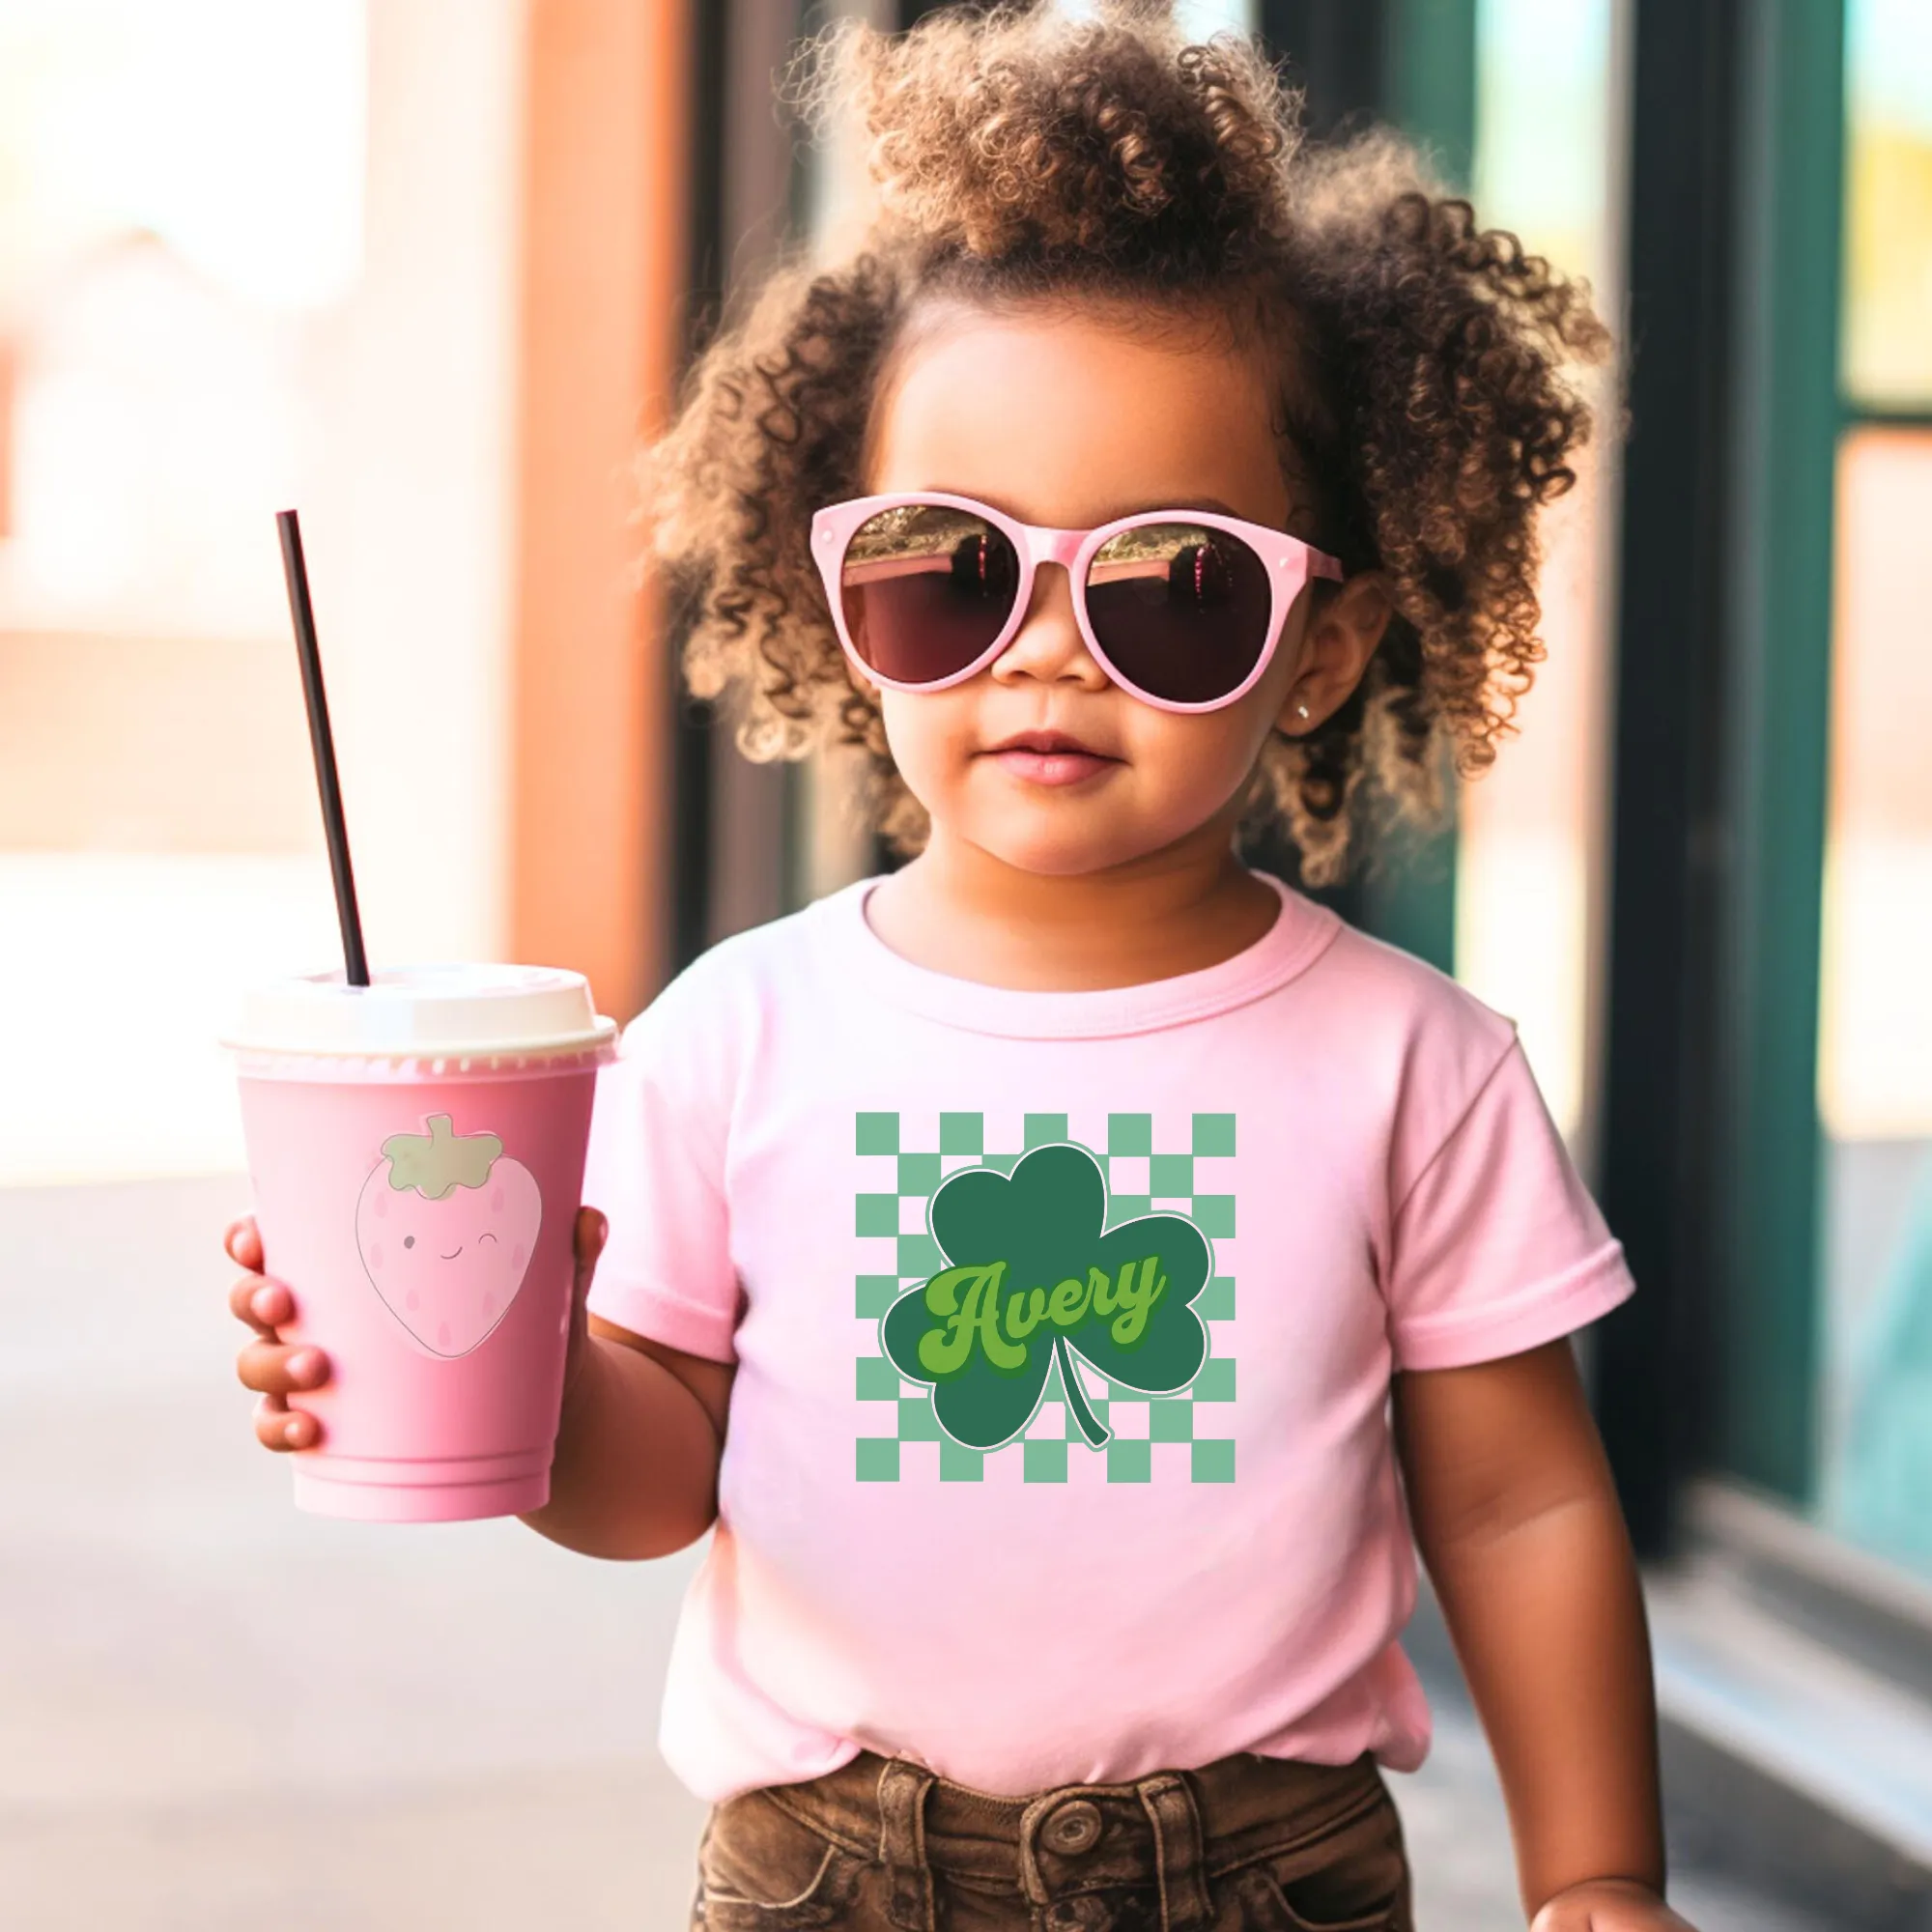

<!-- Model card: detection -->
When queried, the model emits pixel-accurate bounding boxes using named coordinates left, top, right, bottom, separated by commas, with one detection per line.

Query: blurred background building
left=1, top=1, right=1928, bottom=1926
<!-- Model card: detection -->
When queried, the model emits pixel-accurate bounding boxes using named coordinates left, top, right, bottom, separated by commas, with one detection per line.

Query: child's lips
left=982, top=737, right=1121, bottom=787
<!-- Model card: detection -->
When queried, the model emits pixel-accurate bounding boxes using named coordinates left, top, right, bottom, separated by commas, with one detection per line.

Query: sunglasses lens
left=838, top=505, right=1021, bottom=685
left=1085, top=523, right=1272, bottom=704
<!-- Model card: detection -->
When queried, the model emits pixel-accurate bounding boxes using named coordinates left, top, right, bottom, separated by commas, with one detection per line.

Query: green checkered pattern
left=852, top=1110, right=1236, bottom=1486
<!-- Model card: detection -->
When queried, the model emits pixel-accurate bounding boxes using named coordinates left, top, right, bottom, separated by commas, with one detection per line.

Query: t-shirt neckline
left=824, top=866, right=1342, bottom=1040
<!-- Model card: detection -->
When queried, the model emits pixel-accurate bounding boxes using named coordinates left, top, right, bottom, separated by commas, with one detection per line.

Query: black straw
left=276, top=509, right=371, bottom=987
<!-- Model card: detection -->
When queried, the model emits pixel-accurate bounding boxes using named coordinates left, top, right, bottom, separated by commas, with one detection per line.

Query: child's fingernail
left=251, top=1287, right=278, bottom=1320
left=285, top=1419, right=304, bottom=1446
left=288, top=1350, right=321, bottom=1381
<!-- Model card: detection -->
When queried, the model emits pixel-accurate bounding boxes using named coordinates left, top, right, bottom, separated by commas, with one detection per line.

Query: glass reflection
left=1089, top=525, right=1231, bottom=601
left=1843, top=0, right=1932, bottom=410
left=838, top=506, right=1018, bottom=681
left=1819, top=426, right=1932, bottom=1572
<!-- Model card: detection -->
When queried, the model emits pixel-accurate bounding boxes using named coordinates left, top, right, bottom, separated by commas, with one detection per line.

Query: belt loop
left=1138, top=1772, right=1213, bottom=1932
left=875, top=1756, right=938, bottom=1932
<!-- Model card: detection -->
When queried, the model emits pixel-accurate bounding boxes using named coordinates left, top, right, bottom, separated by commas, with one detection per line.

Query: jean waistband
left=753, top=1746, right=1389, bottom=1930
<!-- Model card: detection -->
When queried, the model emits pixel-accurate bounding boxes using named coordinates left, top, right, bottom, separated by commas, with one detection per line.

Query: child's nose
left=989, top=562, right=1108, bottom=690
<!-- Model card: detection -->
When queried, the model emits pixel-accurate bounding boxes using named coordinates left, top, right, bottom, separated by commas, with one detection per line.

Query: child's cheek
left=1120, top=706, right=1251, bottom=810
left=876, top=690, right=961, bottom=802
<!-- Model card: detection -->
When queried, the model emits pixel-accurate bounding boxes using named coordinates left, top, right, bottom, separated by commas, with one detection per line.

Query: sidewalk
left=0, top=1177, right=1828, bottom=1930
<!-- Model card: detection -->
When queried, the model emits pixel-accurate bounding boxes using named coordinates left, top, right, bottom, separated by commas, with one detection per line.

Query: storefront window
left=1839, top=0, right=1932, bottom=411
left=1817, top=0, right=1932, bottom=1572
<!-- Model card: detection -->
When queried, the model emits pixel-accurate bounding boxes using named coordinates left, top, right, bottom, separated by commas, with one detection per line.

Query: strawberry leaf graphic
left=380, top=1113, right=503, bottom=1201
left=879, top=1142, right=1211, bottom=1451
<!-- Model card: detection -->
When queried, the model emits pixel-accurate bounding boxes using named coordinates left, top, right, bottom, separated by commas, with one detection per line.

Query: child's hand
left=1531, top=1879, right=1699, bottom=1931
left=226, top=1216, right=330, bottom=1451
left=558, top=1206, right=609, bottom=1415
left=227, top=1208, right=611, bottom=1452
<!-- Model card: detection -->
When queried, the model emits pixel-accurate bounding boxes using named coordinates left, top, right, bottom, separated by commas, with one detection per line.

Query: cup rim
left=221, top=1018, right=618, bottom=1060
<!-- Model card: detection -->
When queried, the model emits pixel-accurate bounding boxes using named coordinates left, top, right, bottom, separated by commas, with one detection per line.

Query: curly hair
left=643, top=1, right=1612, bottom=882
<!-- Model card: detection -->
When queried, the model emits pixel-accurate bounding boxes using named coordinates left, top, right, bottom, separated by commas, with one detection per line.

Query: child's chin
left=971, top=813, right=1165, bottom=879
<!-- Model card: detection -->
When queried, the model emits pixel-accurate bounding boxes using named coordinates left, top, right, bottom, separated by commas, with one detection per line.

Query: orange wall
left=510, top=0, right=688, bottom=1024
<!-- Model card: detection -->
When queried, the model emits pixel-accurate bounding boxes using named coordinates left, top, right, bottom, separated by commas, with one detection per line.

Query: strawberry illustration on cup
left=355, top=1114, right=543, bottom=1358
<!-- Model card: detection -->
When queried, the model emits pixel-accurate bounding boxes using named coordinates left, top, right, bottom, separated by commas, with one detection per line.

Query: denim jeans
left=689, top=1746, right=1412, bottom=1930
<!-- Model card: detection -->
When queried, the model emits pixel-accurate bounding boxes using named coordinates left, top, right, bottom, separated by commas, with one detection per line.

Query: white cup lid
left=224, top=963, right=618, bottom=1060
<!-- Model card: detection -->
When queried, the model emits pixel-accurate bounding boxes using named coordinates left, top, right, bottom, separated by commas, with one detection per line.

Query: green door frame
left=1254, top=0, right=1475, bottom=974
left=1355, top=0, right=1476, bottom=974
left=1717, top=0, right=1846, bottom=1503
left=1386, top=0, right=1477, bottom=191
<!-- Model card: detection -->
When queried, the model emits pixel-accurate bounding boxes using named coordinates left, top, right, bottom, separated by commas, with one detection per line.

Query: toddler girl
left=231, top=9, right=1696, bottom=1928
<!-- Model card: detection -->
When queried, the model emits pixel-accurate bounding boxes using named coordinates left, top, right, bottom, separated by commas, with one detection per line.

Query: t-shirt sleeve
left=1384, top=1034, right=1634, bottom=1372
left=579, top=975, right=743, bottom=1364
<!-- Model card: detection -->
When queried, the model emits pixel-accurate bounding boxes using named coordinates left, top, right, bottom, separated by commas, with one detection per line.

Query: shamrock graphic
left=880, top=1142, right=1212, bottom=1451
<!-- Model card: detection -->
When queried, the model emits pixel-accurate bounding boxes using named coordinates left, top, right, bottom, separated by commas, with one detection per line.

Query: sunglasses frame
left=810, top=490, right=1347, bottom=715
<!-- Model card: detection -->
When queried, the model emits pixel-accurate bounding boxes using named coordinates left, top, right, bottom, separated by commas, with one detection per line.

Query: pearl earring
left=1294, top=701, right=1311, bottom=721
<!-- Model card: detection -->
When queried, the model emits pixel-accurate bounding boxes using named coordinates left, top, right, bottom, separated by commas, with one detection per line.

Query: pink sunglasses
left=810, top=491, right=1345, bottom=714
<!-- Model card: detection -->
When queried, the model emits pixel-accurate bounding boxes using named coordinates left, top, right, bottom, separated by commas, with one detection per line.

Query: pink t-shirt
left=582, top=868, right=1634, bottom=1804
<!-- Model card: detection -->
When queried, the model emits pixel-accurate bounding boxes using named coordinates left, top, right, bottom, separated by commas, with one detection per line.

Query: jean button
left=1043, top=1799, right=1103, bottom=1854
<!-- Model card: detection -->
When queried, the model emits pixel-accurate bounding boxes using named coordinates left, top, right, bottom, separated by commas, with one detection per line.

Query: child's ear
left=1275, top=571, right=1394, bottom=736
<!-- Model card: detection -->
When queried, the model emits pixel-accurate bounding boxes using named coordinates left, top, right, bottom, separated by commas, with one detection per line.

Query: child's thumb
left=571, top=1207, right=609, bottom=1303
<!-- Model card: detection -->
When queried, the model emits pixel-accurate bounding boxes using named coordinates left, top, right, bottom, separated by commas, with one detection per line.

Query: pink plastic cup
left=225, top=965, right=617, bottom=1521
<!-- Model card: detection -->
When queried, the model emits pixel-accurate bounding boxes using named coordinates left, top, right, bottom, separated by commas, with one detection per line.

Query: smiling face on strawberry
left=355, top=1114, right=543, bottom=1357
